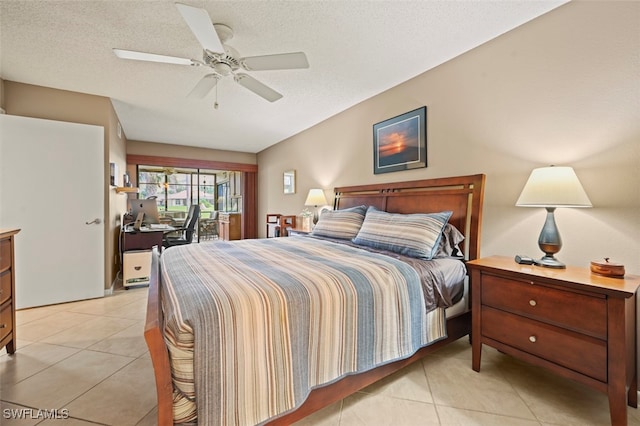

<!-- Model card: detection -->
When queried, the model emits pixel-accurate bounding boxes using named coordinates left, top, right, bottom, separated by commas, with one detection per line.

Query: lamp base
left=534, top=207, right=566, bottom=269
left=535, top=255, right=566, bottom=269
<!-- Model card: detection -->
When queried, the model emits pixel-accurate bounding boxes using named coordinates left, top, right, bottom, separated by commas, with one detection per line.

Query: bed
left=144, top=174, right=485, bottom=425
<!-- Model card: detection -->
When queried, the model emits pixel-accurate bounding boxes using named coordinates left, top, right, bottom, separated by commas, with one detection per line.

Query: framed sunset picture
left=373, top=106, right=427, bottom=174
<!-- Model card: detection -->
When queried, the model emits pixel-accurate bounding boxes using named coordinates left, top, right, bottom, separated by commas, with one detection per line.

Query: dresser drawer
left=0, top=238, right=11, bottom=270
left=0, top=300, right=13, bottom=342
left=482, top=306, right=607, bottom=382
left=481, top=274, right=607, bottom=339
left=0, top=270, right=11, bottom=306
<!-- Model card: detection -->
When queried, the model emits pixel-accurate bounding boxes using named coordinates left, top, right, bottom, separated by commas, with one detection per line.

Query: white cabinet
left=123, top=250, right=152, bottom=288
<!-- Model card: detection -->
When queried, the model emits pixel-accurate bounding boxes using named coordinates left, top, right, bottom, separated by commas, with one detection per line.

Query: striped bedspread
left=161, top=237, right=449, bottom=425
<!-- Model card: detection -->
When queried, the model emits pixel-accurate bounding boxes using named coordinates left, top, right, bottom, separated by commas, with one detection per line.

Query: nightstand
left=266, top=214, right=297, bottom=237
left=467, top=256, right=639, bottom=425
left=286, top=227, right=310, bottom=237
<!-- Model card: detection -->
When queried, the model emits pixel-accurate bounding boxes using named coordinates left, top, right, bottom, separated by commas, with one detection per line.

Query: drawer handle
left=529, top=335, right=537, bottom=343
left=529, top=299, right=537, bottom=307
left=0, top=324, right=5, bottom=329
left=134, top=266, right=142, bottom=271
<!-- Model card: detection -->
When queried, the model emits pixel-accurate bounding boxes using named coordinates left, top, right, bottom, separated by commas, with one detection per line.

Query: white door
left=0, top=115, right=104, bottom=309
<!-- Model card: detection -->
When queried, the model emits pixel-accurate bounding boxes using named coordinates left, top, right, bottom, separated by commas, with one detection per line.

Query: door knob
left=85, top=218, right=102, bottom=225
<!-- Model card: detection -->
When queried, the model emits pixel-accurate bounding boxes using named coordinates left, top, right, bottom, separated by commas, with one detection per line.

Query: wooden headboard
left=333, top=174, right=485, bottom=261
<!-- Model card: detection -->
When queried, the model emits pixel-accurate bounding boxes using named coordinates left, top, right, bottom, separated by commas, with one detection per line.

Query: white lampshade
left=304, top=189, right=328, bottom=207
left=516, top=166, right=592, bottom=208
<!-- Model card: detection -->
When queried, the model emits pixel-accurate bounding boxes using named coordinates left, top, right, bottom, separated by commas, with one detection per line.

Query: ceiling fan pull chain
left=214, top=84, right=219, bottom=109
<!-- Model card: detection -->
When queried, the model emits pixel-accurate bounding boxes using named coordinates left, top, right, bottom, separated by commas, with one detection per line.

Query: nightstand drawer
left=0, top=270, right=11, bottom=306
left=0, top=300, right=13, bottom=342
left=481, top=274, right=606, bottom=339
left=482, top=306, right=607, bottom=382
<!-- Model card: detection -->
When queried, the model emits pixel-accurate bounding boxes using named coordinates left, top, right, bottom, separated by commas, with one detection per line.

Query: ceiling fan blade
left=113, top=48, right=192, bottom=65
left=175, top=3, right=224, bottom=53
left=188, top=74, right=220, bottom=98
left=241, top=52, right=309, bottom=71
left=234, top=73, right=283, bottom=102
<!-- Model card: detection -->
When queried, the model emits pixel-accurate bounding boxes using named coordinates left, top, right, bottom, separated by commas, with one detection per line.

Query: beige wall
left=257, top=1, right=640, bottom=274
left=3, top=81, right=127, bottom=290
left=127, top=140, right=257, bottom=165
left=107, top=103, right=128, bottom=285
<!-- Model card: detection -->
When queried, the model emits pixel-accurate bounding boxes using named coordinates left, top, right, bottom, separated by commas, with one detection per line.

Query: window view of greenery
left=137, top=167, right=235, bottom=224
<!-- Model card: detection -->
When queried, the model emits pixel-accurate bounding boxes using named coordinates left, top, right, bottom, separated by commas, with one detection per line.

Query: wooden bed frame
left=144, top=173, right=485, bottom=425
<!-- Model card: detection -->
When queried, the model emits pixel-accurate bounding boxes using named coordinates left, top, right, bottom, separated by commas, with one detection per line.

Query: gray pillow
left=434, top=223, right=465, bottom=258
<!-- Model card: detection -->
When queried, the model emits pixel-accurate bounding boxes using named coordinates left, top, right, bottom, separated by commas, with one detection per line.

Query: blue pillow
left=352, top=206, right=452, bottom=260
left=310, top=205, right=367, bottom=240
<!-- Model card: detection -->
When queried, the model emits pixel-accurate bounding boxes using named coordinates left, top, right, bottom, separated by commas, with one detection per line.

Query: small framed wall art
left=283, top=170, right=296, bottom=194
left=373, top=106, right=427, bottom=174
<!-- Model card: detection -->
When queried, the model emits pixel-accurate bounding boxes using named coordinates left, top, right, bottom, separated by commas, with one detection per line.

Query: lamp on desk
left=516, top=165, right=592, bottom=268
left=304, top=189, right=328, bottom=224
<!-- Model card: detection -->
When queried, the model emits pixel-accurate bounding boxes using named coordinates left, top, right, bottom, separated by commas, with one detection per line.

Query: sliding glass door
left=137, top=166, right=240, bottom=241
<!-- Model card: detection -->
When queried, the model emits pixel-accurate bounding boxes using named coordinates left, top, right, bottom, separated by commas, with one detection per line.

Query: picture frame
left=283, top=170, right=296, bottom=194
left=373, top=106, right=427, bottom=174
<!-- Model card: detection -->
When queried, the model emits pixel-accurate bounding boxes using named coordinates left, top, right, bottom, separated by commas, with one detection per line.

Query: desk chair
left=163, top=204, right=200, bottom=248
left=158, top=216, right=176, bottom=226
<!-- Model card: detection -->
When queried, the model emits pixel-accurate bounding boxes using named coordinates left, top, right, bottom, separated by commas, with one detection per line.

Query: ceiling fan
left=113, top=2, right=309, bottom=103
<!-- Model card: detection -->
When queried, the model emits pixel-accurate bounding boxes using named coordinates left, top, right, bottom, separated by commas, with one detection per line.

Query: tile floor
left=1, top=287, right=639, bottom=425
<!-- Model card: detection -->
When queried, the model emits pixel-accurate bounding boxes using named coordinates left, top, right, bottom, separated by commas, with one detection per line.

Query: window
left=137, top=166, right=240, bottom=225
left=198, top=173, right=217, bottom=218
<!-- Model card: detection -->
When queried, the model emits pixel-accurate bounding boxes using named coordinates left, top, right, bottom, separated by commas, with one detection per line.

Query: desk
left=120, top=225, right=175, bottom=288
left=121, top=225, right=175, bottom=253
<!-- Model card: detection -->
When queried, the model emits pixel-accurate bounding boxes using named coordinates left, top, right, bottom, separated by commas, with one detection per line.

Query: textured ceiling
left=0, top=1, right=566, bottom=153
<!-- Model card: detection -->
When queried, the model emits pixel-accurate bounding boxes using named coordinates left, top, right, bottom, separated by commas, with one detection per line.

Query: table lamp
left=515, top=166, right=592, bottom=268
left=305, top=189, right=328, bottom=224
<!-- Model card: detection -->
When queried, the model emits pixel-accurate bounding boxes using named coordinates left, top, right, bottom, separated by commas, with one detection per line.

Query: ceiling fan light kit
left=113, top=2, right=309, bottom=104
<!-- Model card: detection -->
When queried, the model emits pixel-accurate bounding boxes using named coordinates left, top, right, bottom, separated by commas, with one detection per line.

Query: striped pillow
left=310, top=205, right=367, bottom=240
left=352, top=206, right=452, bottom=260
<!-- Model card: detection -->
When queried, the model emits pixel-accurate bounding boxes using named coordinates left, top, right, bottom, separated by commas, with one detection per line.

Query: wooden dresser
left=219, top=212, right=241, bottom=241
left=0, top=228, right=20, bottom=355
left=468, top=256, right=639, bottom=425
